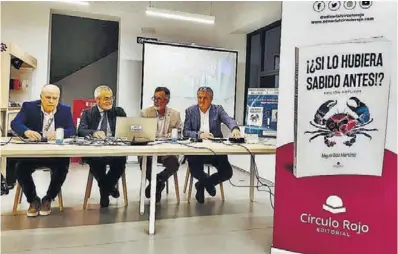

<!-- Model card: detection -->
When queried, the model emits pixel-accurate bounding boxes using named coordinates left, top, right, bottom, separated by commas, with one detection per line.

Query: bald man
left=11, top=84, right=75, bottom=217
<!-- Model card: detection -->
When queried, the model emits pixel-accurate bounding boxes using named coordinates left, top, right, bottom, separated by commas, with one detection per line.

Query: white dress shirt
left=156, top=115, right=166, bottom=138
left=97, top=106, right=112, bottom=137
left=199, top=109, right=210, bottom=133
left=41, top=107, right=56, bottom=138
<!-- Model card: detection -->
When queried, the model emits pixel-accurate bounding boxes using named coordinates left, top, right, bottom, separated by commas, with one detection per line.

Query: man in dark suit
left=78, top=85, right=126, bottom=208
left=183, top=86, right=241, bottom=203
left=11, top=84, right=75, bottom=217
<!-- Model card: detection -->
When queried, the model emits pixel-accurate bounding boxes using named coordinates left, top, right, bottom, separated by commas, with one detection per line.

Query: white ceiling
left=48, top=1, right=281, bottom=33
left=18, top=1, right=280, bottom=42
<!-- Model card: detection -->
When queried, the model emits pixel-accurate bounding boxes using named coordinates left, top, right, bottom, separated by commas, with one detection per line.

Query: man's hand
left=93, top=131, right=106, bottom=139
left=200, top=132, right=214, bottom=139
left=24, top=130, right=41, bottom=141
left=231, top=129, right=241, bottom=138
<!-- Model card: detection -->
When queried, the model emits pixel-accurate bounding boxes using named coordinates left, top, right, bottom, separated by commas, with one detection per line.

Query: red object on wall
left=9, top=79, right=21, bottom=90
left=71, top=99, right=96, bottom=163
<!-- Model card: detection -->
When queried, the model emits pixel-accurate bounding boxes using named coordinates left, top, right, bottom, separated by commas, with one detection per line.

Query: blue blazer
left=183, top=104, right=239, bottom=138
left=11, top=100, right=76, bottom=138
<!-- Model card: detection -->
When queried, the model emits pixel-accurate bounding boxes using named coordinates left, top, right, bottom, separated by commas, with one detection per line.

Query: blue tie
left=100, top=111, right=108, bottom=132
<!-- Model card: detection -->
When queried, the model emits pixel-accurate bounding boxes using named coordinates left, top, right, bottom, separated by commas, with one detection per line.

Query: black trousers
left=86, top=157, right=126, bottom=192
left=6, top=158, right=18, bottom=186
left=15, top=158, right=70, bottom=203
left=138, top=155, right=179, bottom=182
left=186, top=155, right=233, bottom=186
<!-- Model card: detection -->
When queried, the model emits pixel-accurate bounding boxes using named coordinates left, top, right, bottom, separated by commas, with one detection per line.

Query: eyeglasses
left=152, top=96, right=165, bottom=102
left=101, top=96, right=115, bottom=102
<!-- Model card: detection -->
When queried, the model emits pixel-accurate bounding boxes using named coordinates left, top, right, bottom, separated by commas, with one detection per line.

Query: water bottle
left=56, top=128, right=64, bottom=144
left=171, top=128, right=178, bottom=142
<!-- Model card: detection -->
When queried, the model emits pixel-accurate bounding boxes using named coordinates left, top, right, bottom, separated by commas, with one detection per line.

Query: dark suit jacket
left=77, top=105, right=126, bottom=137
left=11, top=100, right=75, bottom=138
left=183, top=104, right=239, bottom=138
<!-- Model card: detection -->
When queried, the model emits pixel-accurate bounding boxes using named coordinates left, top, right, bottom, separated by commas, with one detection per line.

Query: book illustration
left=245, top=88, right=278, bottom=136
left=304, top=97, right=378, bottom=147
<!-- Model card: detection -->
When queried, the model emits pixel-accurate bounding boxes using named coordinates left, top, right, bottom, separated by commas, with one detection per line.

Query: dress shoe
left=27, top=196, right=41, bottom=217
left=205, top=184, right=216, bottom=197
left=195, top=182, right=205, bottom=203
left=39, top=196, right=52, bottom=216
left=110, top=187, right=120, bottom=198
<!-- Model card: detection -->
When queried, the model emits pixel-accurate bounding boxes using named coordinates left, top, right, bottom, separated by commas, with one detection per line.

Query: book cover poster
left=245, top=88, right=278, bottom=136
left=294, top=39, right=391, bottom=178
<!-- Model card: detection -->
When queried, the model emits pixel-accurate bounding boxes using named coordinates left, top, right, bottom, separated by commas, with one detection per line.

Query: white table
left=0, top=139, right=275, bottom=235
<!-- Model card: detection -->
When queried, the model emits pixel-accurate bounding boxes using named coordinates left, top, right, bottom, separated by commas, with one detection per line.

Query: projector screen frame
left=140, top=40, right=239, bottom=120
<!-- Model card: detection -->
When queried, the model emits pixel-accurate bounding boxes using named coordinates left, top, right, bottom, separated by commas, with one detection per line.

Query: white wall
left=1, top=2, right=51, bottom=100
left=1, top=2, right=247, bottom=123
left=55, top=51, right=118, bottom=107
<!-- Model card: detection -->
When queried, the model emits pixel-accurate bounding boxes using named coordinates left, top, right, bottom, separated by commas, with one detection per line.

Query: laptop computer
left=115, top=117, right=157, bottom=144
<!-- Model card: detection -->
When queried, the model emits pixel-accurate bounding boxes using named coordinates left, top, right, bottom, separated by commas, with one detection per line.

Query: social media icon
left=359, top=1, right=372, bottom=9
left=313, top=1, right=326, bottom=12
left=329, top=1, right=341, bottom=11
left=344, top=1, right=356, bottom=10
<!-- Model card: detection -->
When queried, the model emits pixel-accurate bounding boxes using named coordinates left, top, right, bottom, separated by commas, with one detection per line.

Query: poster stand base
left=270, top=247, right=302, bottom=254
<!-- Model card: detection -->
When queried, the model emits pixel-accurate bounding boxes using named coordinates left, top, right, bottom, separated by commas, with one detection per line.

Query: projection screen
left=141, top=42, right=238, bottom=123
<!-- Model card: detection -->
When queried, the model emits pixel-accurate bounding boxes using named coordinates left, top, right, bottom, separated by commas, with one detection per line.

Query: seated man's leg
left=104, top=156, right=127, bottom=205
left=41, top=158, right=70, bottom=215
left=207, top=155, right=233, bottom=187
left=15, top=158, right=41, bottom=217
left=186, top=155, right=208, bottom=203
left=147, top=155, right=179, bottom=202
left=86, top=158, right=108, bottom=207
left=106, top=156, right=126, bottom=198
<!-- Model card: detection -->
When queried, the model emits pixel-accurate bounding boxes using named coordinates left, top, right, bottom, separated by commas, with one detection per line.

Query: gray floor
left=1, top=162, right=275, bottom=254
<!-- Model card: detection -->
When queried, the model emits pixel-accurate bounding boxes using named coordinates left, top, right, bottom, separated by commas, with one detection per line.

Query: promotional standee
left=271, top=2, right=396, bottom=254
left=245, top=88, right=278, bottom=136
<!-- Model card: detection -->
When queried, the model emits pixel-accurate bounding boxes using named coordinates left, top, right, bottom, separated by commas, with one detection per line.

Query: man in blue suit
left=11, top=84, right=75, bottom=217
left=183, top=86, right=241, bottom=203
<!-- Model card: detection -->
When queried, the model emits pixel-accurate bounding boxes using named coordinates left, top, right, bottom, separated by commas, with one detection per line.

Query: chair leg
left=183, top=167, right=190, bottom=193
left=121, top=171, right=128, bottom=207
left=219, top=182, right=225, bottom=201
left=83, top=172, right=94, bottom=209
left=187, top=176, right=194, bottom=203
left=166, top=179, right=169, bottom=194
left=18, top=186, right=23, bottom=204
left=173, top=173, right=180, bottom=203
left=13, top=184, right=22, bottom=215
left=58, top=190, right=64, bottom=211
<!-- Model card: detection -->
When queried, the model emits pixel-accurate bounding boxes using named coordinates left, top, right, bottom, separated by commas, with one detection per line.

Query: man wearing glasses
left=78, top=85, right=127, bottom=208
left=139, top=87, right=181, bottom=202
left=11, top=84, right=75, bottom=217
left=183, top=86, right=241, bottom=203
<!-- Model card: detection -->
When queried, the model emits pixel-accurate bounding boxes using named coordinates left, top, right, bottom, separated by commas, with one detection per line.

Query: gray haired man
left=183, top=86, right=241, bottom=203
left=78, top=85, right=127, bottom=208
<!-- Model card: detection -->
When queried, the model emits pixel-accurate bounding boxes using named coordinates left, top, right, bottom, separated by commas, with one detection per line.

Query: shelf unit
left=1, top=42, right=37, bottom=137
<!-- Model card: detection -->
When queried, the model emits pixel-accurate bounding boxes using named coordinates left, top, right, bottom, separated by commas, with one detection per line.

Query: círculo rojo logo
left=300, top=214, right=370, bottom=237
